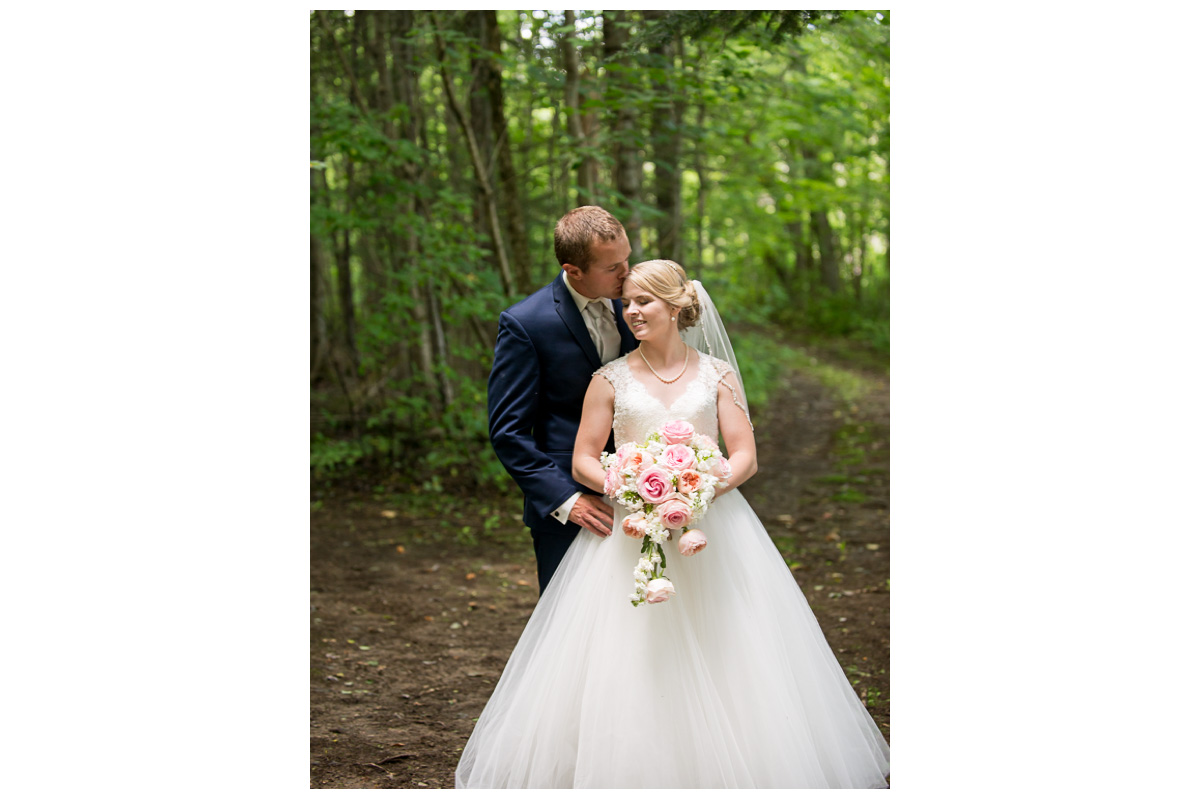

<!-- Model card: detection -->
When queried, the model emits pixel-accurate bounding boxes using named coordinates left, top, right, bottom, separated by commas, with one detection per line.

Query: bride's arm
left=572, top=375, right=616, bottom=493
left=715, top=376, right=758, bottom=496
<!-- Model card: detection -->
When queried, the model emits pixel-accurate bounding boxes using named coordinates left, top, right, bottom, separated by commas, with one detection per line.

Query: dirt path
left=310, top=354, right=890, bottom=789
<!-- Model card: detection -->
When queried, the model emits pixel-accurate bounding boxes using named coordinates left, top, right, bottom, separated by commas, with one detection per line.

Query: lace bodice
left=595, top=351, right=751, bottom=446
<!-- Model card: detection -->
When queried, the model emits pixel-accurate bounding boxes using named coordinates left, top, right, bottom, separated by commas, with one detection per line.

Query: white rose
left=644, top=578, right=676, bottom=604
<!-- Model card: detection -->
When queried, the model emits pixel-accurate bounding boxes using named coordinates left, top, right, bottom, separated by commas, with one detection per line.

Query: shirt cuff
left=551, top=492, right=582, bottom=525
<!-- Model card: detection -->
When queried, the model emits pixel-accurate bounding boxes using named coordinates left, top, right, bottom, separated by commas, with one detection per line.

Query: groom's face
left=566, top=232, right=631, bottom=300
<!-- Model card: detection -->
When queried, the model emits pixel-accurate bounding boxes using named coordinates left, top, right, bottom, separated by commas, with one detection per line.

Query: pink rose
left=636, top=466, right=674, bottom=504
left=613, top=443, right=635, bottom=465
left=621, top=514, right=648, bottom=539
left=660, top=443, right=697, bottom=472
left=696, top=434, right=719, bottom=452
left=645, top=578, right=676, bottom=604
left=677, top=529, right=707, bottom=556
left=603, top=465, right=620, bottom=497
left=657, top=494, right=693, bottom=530
left=676, top=469, right=702, bottom=496
left=659, top=420, right=696, bottom=445
left=710, top=456, right=732, bottom=481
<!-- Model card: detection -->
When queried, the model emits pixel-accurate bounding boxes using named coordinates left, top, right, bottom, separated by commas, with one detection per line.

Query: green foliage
left=730, top=325, right=880, bottom=409
left=625, top=10, right=842, bottom=52
left=311, top=433, right=371, bottom=477
left=310, top=9, right=888, bottom=488
left=727, top=329, right=794, bottom=411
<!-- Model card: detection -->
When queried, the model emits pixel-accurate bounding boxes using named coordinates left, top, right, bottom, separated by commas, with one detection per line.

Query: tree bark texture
left=811, top=209, right=840, bottom=293
left=648, top=19, right=684, bottom=264
left=310, top=229, right=328, bottom=376
left=604, top=10, right=643, bottom=262
left=335, top=226, right=358, bottom=374
left=693, top=89, right=708, bottom=280
left=480, top=10, right=532, bottom=295
left=432, top=15, right=516, bottom=298
left=561, top=11, right=597, bottom=206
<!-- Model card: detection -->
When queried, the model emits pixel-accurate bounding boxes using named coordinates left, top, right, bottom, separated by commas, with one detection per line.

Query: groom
left=488, top=206, right=637, bottom=595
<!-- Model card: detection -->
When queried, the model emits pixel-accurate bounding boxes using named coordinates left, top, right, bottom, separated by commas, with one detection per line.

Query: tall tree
left=647, top=11, right=684, bottom=263
left=477, top=11, right=532, bottom=294
left=604, top=10, right=644, bottom=261
left=310, top=164, right=329, bottom=376
left=310, top=9, right=889, bottom=478
left=560, top=10, right=597, bottom=206
left=431, top=14, right=516, bottom=298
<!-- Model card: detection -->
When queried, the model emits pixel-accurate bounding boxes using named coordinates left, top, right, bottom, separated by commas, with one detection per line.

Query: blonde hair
left=626, top=259, right=701, bottom=330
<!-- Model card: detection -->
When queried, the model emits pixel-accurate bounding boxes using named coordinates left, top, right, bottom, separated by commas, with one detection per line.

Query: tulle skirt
left=455, top=490, right=890, bottom=789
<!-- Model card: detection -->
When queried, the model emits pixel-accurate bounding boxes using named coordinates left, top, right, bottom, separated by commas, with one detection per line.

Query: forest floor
left=309, top=336, right=890, bottom=789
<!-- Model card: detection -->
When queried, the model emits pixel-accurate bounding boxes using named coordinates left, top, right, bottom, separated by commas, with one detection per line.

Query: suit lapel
left=553, top=276, right=602, bottom=369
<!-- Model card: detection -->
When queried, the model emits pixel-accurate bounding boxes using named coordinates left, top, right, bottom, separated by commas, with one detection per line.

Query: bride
left=455, top=259, right=890, bottom=789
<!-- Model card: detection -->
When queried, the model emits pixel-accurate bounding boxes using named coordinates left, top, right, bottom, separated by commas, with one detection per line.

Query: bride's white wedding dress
left=455, top=352, right=890, bottom=789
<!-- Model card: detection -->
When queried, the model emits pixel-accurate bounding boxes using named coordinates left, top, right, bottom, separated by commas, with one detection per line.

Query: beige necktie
left=585, top=299, right=620, bottom=364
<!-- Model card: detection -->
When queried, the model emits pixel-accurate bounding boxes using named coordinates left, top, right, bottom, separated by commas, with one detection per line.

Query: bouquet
left=600, top=420, right=732, bottom=607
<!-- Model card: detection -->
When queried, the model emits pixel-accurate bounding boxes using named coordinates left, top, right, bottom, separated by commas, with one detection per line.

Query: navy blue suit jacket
left=488, top=275, right=638, bottom=538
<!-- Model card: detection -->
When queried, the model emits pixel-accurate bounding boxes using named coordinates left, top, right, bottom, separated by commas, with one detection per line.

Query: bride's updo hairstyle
left=627, top=259, right=702, bottom=330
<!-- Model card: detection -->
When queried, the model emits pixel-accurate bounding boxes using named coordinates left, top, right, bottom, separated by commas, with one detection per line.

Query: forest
left=310, top=9, right=889, bottom=483
left=310, top=12, right=891, bottom=786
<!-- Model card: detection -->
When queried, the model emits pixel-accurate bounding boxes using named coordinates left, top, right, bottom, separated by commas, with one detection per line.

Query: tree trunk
left=310, top=119, right=329, bottom=379
left=315, top=12, right=370, bottom=115
left=336, top=144, right=359, bottom=376
left=480, top=10, right=532, bottom=294
left=310, top=228, right=328, bottom=377
left=467, top=12, right=497, bottom=245
left=432, top=15, right=516, bottom=298
left=786, top=217, right=809, bottom=305
left=561, top=10, right=596, bottom=206
left=410, top=279, right=435, bottom=408
left=851, top=215, right=863, bottom=302
left=604, top=10, right=643, bottom=261
left=811, top=209, right=840, bottom=293
left=427, top=283, right=454, bottom=409
left=369, top=11, right=396, bottom=139
left=647, top=15, right=683, bottom=263
left=335, top=226, right=358, bottom=373
left=797, top=139, right=840, bottom=294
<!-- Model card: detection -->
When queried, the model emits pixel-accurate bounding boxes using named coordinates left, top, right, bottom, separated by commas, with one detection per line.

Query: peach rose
left=621, top=514, right=648, bottom=539
left=676, top=469, right=702, bottom=495
left=660, top=443, right=697, bottom=472
left=659, top=420, right=696, bottom=445
left=645, top=578, right=676, bottom=604
left=657, top=494, right=693, bottom=530
left=613, top=443, right=635, bottom=465
left=636, top=466, right=674, bottom=504
left=677, top=529, right=707, bottom=556
left=622, top=450, right=651, bottom=474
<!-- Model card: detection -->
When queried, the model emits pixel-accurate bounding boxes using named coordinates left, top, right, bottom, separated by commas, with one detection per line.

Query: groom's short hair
left=554, top=206, right=625, bottom=272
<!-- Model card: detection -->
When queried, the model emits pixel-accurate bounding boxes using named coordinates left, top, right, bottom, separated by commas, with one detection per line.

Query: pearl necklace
left=638, top=346, right=689, bottom=384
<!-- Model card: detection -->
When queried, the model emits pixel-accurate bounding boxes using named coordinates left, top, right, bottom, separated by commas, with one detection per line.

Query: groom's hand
left=569, top=495, right=614, bottom=538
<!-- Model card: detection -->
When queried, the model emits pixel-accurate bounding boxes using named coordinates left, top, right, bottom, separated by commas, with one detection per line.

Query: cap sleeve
left=708, top=356, right=753, bottom=430
left=593, top=362, right=617, bottom=386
